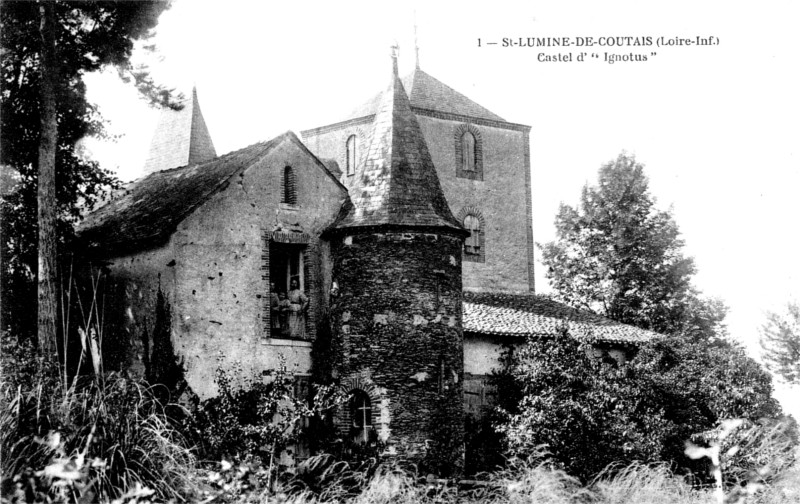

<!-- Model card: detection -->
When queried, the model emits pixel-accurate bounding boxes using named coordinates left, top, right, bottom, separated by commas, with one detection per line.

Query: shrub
left=497, top=331, right=679, bottom=481
left=192, top=356, right=344, bottom=487
left=495, top=329, right=793, bottom=483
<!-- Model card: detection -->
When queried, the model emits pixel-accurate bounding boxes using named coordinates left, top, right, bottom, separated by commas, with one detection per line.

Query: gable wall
left=90, top=139, right=346, bottom=399
left=170, top=139, right=346, bottom=397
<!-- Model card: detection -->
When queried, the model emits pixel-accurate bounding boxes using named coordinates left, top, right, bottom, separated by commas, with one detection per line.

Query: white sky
left=83, top=0, right=800, bottom=417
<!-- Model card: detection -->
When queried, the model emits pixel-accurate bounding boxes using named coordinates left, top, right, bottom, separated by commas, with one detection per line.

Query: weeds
left=0, top=370, right=198, bottom=502
left=0, top=268, right=198, bottom=502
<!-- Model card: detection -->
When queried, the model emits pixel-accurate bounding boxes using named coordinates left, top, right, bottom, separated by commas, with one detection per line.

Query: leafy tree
left=524, top=153, right=786, bottom=480
left=0, top=1, right=179, bottom=355
left=498, top=331, right=784, bottom=481
left=540, top=153, right=715, bottom=338
left=760, top=302, right=800, bottom=384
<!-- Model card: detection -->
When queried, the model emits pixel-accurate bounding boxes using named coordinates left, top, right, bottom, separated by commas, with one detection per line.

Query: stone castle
left=78, top=49, right=656, bottom=468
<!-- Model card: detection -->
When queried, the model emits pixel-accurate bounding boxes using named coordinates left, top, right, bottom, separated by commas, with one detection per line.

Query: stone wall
left=91, top=137, right=347, bottom=399
left=81, top=244, right=176, bottom=378
left=329, top=230, right=465, bottom=472
left=303, top=113, right=534, bottom=293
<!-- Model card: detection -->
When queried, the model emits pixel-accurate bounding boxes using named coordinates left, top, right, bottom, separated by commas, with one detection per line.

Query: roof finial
left=414, top=10, right=420, bottom=69
left=391, top=42, right=399, bottom=77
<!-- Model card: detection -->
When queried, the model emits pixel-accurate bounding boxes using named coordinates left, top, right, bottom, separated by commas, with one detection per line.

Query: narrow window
left=455, top=125, right=483, bottom=181
left=282, top=166, right=297, bottom=205
left=434, top=270, right=446, bottom=309
left=464, top=214, right=481, bottom=255
left=350, top=390, right=372, bottom=444
left=346, top=135, right=356, bottom=176
left=461, top=131, right=476, bottom=172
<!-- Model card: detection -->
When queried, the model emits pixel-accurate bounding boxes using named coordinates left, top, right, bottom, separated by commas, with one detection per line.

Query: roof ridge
left=463, top=291, right=662, bottom=344
left=343, top=68, right=505, bottom=123
left=78, top=135, right=288, bottom=254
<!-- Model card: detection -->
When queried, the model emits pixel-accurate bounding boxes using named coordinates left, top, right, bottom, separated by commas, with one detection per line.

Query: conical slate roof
left=334, top=53, right=464, bottom=233
left=346, top=67, right=505, bottom=122
left=142, top=87, right=217, bottom=176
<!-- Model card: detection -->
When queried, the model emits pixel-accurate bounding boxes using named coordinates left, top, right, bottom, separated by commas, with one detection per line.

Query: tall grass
left=253, top=452, right=800, bottom=504
left=592, top=463, right=715, bottom=504
left=0, top=268, right=199, bottom=502
left=0, top=369, right=199, bottom=502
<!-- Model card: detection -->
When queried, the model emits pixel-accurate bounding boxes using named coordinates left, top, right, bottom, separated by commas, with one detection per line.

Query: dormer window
left=282, top=166, right=297, bottom=205
left=346, top=135, right=356, bottom=176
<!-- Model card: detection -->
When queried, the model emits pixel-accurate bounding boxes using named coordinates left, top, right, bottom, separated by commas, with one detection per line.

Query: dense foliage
left=539, top=153, right=723, bottom=340
left=496, top=330, right=788, bottom=482
left=760, top=301, right=800, bottom=384
left=191, top=359, right=344, bottom=475
left=523, top=151, right=792, bottom=481
left=0, top=0, right=178, bottom=342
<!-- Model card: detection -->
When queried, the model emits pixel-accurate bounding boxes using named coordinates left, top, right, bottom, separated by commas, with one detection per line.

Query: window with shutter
left=282, top=166, right=297, bottom=205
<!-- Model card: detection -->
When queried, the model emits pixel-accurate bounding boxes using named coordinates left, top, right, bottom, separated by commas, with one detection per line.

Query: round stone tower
left=326, top=48, right=467, bottom=474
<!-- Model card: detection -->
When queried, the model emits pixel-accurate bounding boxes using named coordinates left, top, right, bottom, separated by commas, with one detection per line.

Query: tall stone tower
left=327, top=48, right=468, bottom=474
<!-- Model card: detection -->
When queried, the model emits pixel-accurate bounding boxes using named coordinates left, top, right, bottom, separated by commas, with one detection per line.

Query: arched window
left=458, top=207, right=486, bottom=263
left=455, top=124, right=483, bottom=180
left=464, top=214, right=481, bottom=255
left=346, top=135, right=356, bottom=176
left=461, top=132, right=476, bottom=172
left=350, top=390, right=372, bottom=444
left=282, top=166, right=297, bottom=205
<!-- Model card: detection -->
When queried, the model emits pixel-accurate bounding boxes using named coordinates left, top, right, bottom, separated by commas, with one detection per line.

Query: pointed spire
left=391, top=42, right=399, bottom=77
left=142, top=86, right=217, bottom=177
left=334, top=51, right=464, bottom=233
left=414, top=11, right=420, bottom=69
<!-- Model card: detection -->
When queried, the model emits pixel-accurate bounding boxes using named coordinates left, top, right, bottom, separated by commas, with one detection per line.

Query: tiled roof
left=142, top=87, right=217, bottom=177
left=463, top=292, right=660, bottom=345
left=78, top=133, right=289, bottom=255
left=347, top=68, right=505, bottom=122
left=333, top=57, right=465, bottom=233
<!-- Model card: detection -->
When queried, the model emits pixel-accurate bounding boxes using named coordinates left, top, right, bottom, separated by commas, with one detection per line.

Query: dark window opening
left=455, top=125, right=483, bottom=181
left=346, top=135, right=356, bottom=176
left=434, top=270, right=446, bottom=309
left=461, top=131, right=476, bottom=172
left=349, top=389, right=373, bottom=444
left=282, top=166, right=297, bottom=205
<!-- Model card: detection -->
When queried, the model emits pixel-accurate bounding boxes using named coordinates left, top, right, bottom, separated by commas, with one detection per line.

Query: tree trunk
left=37, top=3, right=59, bottom=361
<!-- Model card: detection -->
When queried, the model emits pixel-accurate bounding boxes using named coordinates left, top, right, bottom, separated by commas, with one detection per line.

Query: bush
left=495, top=330, right=793, bottom=483
left=497, top=332, right=679, bottom=480
left=192, top=357, right=343, bottom=482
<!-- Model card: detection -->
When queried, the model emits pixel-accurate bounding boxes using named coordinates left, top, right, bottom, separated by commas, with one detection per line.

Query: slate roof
left=79, top=131, right=342, bottom=255
left=142, top=87, right=217, bottom=177
left=347, top=68, right=506, bottom=122
left=463, top=291, right=660, bottom=345
left=320, top=158, right=342, bottom=178
left=333, top=56, right=465, bottom=233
